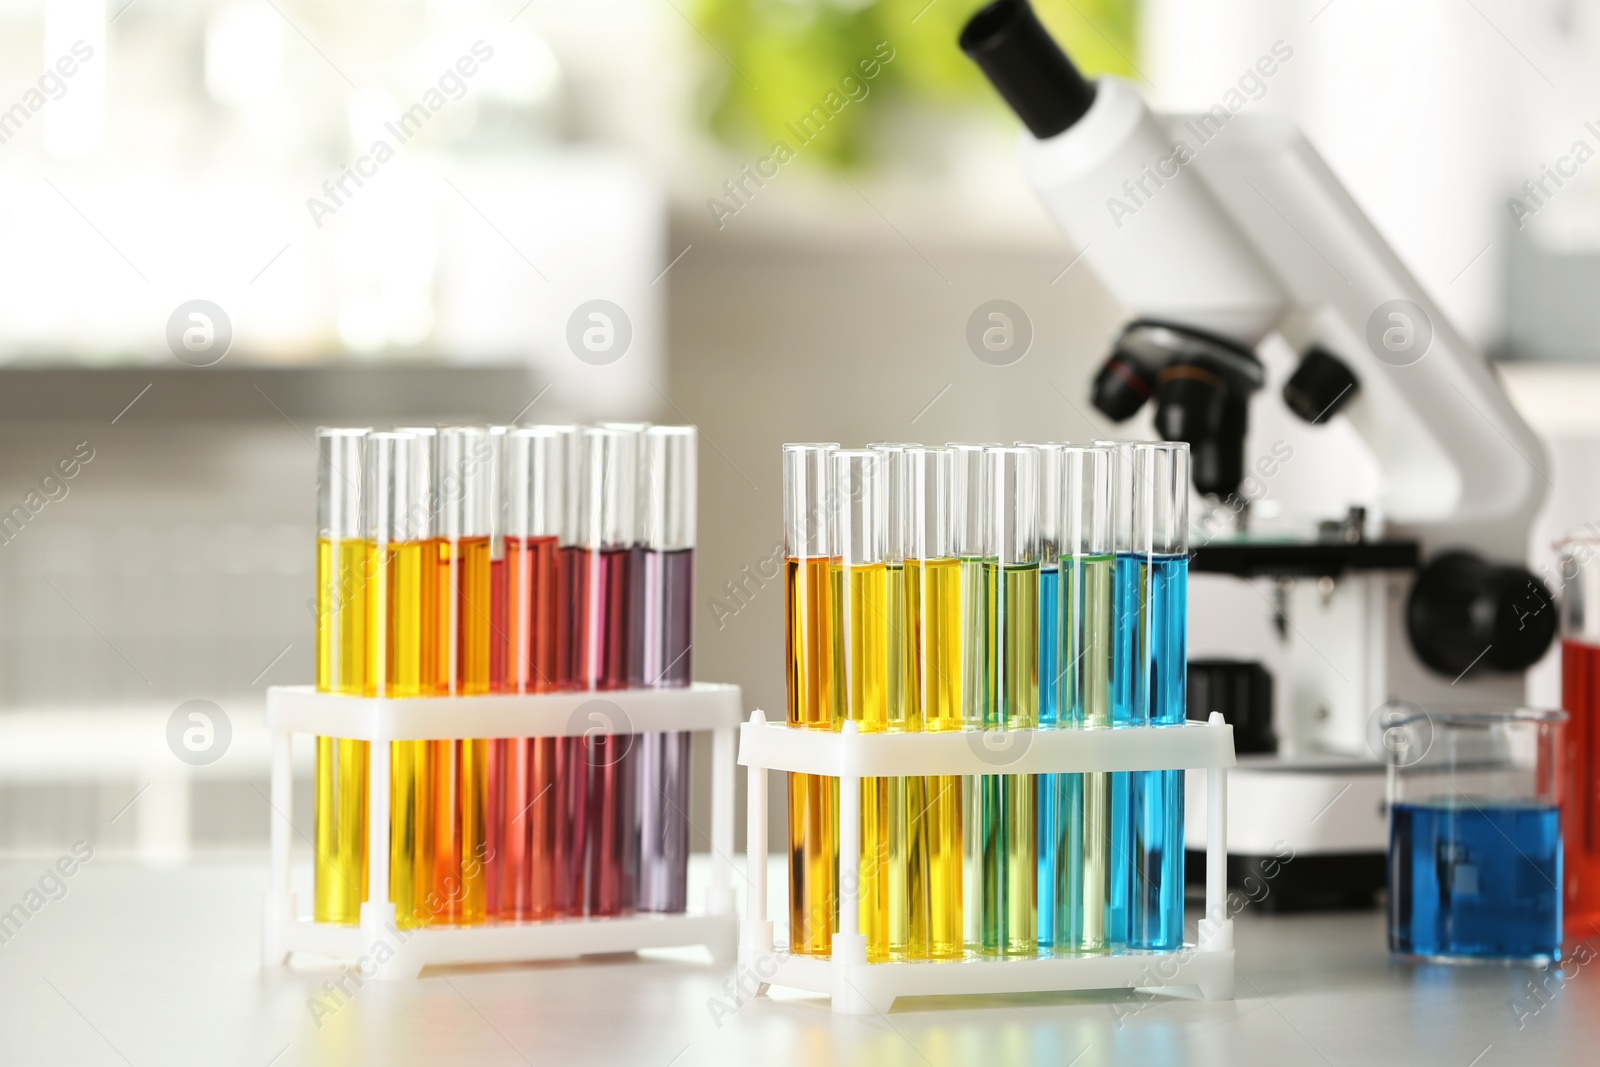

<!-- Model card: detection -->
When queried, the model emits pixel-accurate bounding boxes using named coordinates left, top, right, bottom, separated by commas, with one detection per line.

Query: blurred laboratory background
left=1, top=0, right=1598, bottom=862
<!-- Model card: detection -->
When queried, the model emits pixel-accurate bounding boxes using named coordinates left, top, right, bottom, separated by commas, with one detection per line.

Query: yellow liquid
left=958, top=556, right=987, bottom=950
left=910, top=557, right=964, bottom=959
left=842, top=560, right=890, bottom=961
left=382, top=540, right=436, bottom=927
left=432, top=536, right=492, bottom=924
left=315, top=538, right=369, bottom=925
left=785, top=556, right=839, bottom=955
left=885, top=562, right=918, bottom=959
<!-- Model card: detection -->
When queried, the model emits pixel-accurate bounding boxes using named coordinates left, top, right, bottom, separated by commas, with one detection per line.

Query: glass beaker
left=1558, top=536, right=1600, bottom=940
left=1383, top=706, right=1565, bottom=963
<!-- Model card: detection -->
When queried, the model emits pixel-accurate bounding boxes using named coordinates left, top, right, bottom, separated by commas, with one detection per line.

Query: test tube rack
left=738, top=709, right=1237, bottom=1014
left=262, top=683, right=741, bottom=979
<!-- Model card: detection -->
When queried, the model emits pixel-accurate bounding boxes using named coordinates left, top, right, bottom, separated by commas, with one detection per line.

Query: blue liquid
left=1390, top=801, right=1562, bottom=960
left=1107, top=554, right=1140, bottom=946
left=1038, top=566, right=1060, bottom=948
left=1132, top=554, right=1186, bottom=950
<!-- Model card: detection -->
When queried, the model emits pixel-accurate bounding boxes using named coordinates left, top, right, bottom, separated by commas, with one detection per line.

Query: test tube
left=948, top=442, right=990, bottom=951
left=783, top=443, right=839, bottom=955
left=1095, top=438, right=1137, bottom=948
left=551, top=425, right=588, bottom=916
left=315, top=427, right=370, bottom=926
left=637, top=426, right=697, bottom=913
left=361, top=431, right=425, bottom=927
left=1021, top=442, right=1064, bottom=950
left=597, top=421, right=652, bottom=688
left=872, top=443, right=921, bottom=959
left=495, top=427, right=566, bottom=922
left=431, top=426, right=496, bottom=925
left=1131, top=441, right=1189, bottom=951
left=981, top=446, right=1039, bottom=957
left=912, top=447, right=963, bottom=959
left=581, top=427, right=638, bottom=916
left=387, top=429, right=437, bottom=927
left=1060, top=444, right=1115, bottom=951
left=834, top=449, right=891, bottom=962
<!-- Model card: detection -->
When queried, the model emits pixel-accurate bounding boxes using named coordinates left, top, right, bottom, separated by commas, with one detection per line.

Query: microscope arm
left=1016, top=75, right=1544, bottom=560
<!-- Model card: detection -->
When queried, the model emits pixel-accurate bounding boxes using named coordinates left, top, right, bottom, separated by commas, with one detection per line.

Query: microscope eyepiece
left=960, top=0, right=1097, bottom=139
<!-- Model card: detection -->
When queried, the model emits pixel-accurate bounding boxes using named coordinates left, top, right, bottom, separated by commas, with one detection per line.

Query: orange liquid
left=429, top=536, right=492, bottom=925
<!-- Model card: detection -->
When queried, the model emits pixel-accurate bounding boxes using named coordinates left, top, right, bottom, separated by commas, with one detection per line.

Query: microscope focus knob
left=1406, top=551, right=1557, bottom=678
left=1283, top=346, right=1360, bottom=424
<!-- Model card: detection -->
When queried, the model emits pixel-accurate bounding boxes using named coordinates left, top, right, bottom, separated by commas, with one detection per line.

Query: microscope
left=963, top=0, right=1556, bottom=908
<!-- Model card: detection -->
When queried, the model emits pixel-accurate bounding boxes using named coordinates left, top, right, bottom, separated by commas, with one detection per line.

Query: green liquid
left=981, top=562, right=1039, bottom=956
left=1062, top=554, right=1116, bottom=950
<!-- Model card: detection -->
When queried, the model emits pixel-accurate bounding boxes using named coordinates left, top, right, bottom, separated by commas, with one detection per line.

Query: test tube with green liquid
left=980, top=446, right=1039, bottom=957
left=1059, top=445, right=1116, bottom=950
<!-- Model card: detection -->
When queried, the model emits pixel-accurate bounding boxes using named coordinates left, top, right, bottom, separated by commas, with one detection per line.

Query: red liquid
left=585, top=546, right=636, bottom=916
left=592, top=547, right=631, bottom=691
left=558, top=546, right=589, bottom=692
left=503, top=536, right=561, bottom=694
left=1561, top=639, right=1600, bottom=938
left=490, top=536, right=562, bottom=920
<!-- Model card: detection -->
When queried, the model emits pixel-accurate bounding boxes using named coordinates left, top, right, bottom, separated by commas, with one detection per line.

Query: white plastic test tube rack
left=262, top=682, right=741, bottom=979
left=738, top=709, right=1237, bottom=1014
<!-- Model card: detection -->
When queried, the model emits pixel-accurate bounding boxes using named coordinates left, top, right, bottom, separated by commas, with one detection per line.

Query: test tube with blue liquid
left=1130, top=441, right=1188, bottom=951
left=1097, top=439, right=1137, bottom=947
left=1020, top=443, right=1064, bottom=949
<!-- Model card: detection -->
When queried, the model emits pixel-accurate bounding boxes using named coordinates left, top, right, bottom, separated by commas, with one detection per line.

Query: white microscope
left=962, top=0, right=1557, bottom=908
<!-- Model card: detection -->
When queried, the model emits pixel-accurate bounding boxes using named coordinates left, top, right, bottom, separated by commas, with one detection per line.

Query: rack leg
left=832, top=724, right=871, bottom=1014
left=709, top=726, right=736, bottom=918
left=263, top=727, right=294, bottom=968
left=361, top=738, right=404, bottom=978
left=1199, top=717, right=1233, bottom=982
left=739, top=752, right=773, bottom=989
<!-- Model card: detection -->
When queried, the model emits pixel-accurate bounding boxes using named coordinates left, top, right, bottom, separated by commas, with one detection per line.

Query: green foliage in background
left=692, top=0, right=1140, bottom=168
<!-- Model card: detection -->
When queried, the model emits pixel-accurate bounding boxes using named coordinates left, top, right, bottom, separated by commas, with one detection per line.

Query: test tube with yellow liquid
left=315, top=428, right=370, bottom=925
left=948, top=443, right=991, bottom=952
left=980, top=446, right=1038, bottom=957
left=430, top=427, right=497, bottom=925
left=783, top=443, right=839, bottom=954
left=870, top=443, right=921, bottom=960
left=910, top=447, right=964, bottom=959
left=377, top=431, right=436, bottom=928
left=833, top=449, right=891, bottom=962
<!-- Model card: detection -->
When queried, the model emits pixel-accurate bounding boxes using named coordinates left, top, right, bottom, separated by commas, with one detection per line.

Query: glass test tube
left=364, top=433, right=419, bottom=925
left=431, top=426, right=496, bottom=925
left=948, top=442, right=991, bottom=951
left=872, top=443, right=921, bottom=959
left=638, top=426, right=697, bottom=913
left=912, top=447, right=963, bottom=959
left=581, top=427, right=638, bottom=916
left=598, top=422, right=653, bottom=689
left=1060, top=445, right=1115, bottom=951
left=1096, top=439, right=1137, bottom=948
left=1131, top=441, right=1188, bottom=951
left=980, top=447, right=1039, bottom=957
left=551, top=425, right=588, bottom=916
left=784, top=443, right=840, bottom=955
left=1022, top=443, right=1064, bottom=950
left=496, top=427, right=566, bottom=922
left=315, top=427, right=370, bottom=926
left=835, top=449, right=891, bottom=962
left=388, top=429, right=437, bottom=927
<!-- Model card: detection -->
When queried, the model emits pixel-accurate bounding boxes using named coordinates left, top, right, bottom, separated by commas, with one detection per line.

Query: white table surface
left=0, top=857, right=1593, bottom=1067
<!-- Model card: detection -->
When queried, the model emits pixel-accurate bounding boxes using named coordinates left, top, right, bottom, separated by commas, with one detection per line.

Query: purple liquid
left=638, top=548, right=693, bottom=912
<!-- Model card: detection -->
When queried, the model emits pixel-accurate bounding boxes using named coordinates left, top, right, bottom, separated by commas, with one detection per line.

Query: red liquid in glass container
left=1561, top=639, right=1600, bottom=938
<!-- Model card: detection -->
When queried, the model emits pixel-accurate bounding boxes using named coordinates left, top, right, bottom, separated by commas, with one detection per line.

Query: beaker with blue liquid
left=1384, top=705, right=1566, bottom=964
